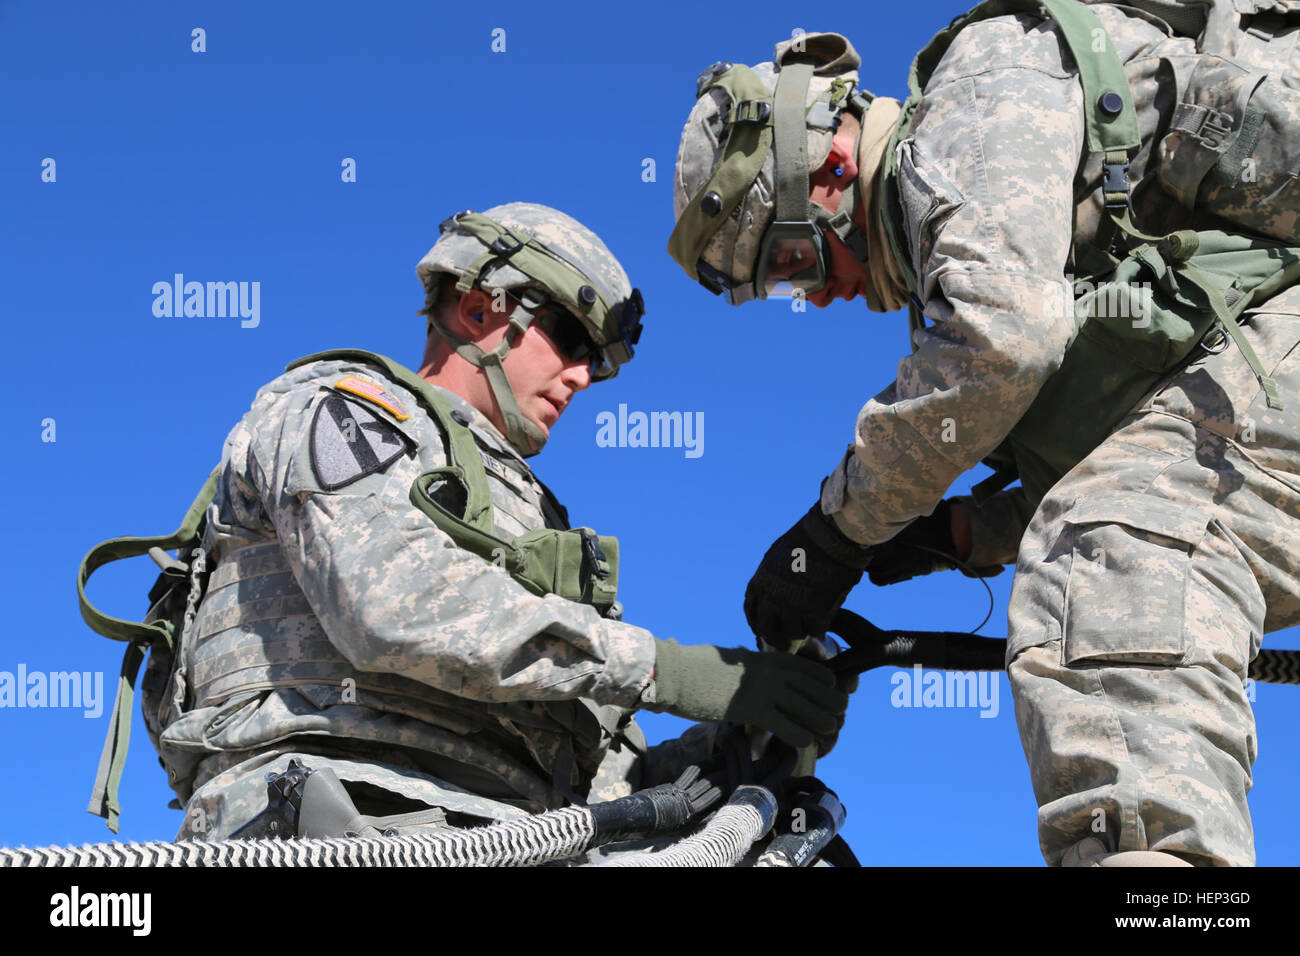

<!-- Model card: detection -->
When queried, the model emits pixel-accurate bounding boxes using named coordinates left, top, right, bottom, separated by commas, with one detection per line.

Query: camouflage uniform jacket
left=821, top=0, right=1300, bottom=561
left=155, top=353, right=661, bottom=814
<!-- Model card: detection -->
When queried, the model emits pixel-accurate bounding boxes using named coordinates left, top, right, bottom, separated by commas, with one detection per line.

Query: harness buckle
left=1103, top=160, right=1131, bottom=210
left=1196, top=111, right=1234, bottom=150
left=490, top=231, right=526, bottom=257
left=579, top=529, right=611, bottom=580
left=734, top=100, right=773, bottom=124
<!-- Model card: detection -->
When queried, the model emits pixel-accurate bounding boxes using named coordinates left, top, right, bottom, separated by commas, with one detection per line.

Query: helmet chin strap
left=809, top=117, right=871, bottom=268
left=429, top=300, right=549, bottom=457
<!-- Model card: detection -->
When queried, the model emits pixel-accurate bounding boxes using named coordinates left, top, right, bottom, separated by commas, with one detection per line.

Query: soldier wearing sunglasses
left=128, top=202, right=847, bottom=843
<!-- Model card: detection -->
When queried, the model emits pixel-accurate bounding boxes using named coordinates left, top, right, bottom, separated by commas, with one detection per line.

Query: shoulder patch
left=332, top=375, right=411, bottom=421
left=310, top=394, right=409, bottom=491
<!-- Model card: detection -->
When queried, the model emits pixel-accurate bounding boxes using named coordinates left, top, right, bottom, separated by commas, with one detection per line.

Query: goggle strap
left=774, top=61, right=815, bottom=223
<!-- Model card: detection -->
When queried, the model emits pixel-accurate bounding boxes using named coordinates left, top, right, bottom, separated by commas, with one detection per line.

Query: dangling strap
left=1170, top=250, right=1284, bottom=410
left=78, top=466, right=221, bottom=648
left=80, top=465, right=222, bottom=832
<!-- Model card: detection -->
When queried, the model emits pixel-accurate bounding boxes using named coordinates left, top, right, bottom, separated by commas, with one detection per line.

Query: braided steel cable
left=1, top=807, right=595, bottom=868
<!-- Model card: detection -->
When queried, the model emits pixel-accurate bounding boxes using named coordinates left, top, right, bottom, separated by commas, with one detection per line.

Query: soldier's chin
left=807, top=285, right=840, bottom=308
left=531, top=401, right=559, bottom=435
left=814, top=278, right=865, bottom=306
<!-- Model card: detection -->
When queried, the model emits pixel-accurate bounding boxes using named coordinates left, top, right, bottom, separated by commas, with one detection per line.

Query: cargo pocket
left=1062, top=494, right=1211, bottom=666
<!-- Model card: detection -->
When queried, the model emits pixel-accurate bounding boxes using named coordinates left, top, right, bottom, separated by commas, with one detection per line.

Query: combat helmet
left=418, top=202, right=645, bottom=456
left=668, top=32, right=872, bottom=305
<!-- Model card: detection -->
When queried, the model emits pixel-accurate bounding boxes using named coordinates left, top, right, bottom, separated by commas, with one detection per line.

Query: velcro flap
left=1064, top=494, right=1210, bottom=546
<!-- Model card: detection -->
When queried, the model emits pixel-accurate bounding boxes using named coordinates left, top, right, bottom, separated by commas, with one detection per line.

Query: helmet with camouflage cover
left=668, top=32, right=874, bottom=305
left=417, top=202, right=644, bottom=457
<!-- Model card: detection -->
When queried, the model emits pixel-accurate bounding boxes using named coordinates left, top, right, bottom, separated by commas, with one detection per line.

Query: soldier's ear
left=448, top=289, right=501, bottom=340
left=821, top=124, right=859, bottom=184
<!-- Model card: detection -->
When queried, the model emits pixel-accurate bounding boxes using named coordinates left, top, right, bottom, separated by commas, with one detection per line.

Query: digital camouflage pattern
left=1009, top=282, right=1300, bottom=866
left=819, top=0, right=1300, bottom=545
left=827, top=1, right=1300, bottom=865
left=673, top=0, right=1300, bottom=864
left=417, top=201, right=634, bottom=322
left=162, top=353, right=687, bottom=842
left=1155, top=6, right=1300, bottom=246
left=672, top=43, right=859, bottom=289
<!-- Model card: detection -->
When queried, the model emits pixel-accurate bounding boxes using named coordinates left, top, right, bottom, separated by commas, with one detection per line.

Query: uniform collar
left=426, top=383, right=531, bottom=467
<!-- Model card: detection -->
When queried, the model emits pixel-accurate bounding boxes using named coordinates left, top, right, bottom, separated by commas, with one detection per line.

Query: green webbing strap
left=80, top=464, right=222, bottom=832
left=77, top=465, right=221, bottom=649
left=446, top=213, right=615, bottom=332
left=87, top=642, right=146, bottom=832
left=667, top=65, right=775, bottom=279
left=427, top=299, right=548, bottom=457
left=1040, top=0, right=1140, bottom=155
left=287, top=349, right=497, bottom=532
left=774, top=61, right=816, bottom=223
left=1173, top=256, right=1284, bottom=410
left=815, top=121, right=872, bottom=262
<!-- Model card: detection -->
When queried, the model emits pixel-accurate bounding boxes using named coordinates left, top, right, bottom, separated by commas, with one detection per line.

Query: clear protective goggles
left=756, top=220, right=830, bottom=299
left=697, top=219, right=831, bottom=306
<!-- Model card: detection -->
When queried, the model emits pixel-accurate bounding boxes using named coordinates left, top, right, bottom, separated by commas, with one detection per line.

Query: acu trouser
left=1008, top=284, right=1300, bottom=866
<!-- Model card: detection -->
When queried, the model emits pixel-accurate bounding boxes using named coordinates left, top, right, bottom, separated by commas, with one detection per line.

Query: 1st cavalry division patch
left=310, top=393, right=409, bottom=491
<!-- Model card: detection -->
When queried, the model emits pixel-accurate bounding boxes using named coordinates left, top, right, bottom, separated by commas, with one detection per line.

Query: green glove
left=647, top=639, right=849, bottom=750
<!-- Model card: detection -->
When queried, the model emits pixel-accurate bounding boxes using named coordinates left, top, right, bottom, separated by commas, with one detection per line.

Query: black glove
left=648, top=639, right=849, bottom=751
left=864, top=500, right=1003, bottom=586
left=744, top=504, right=874, bottom=651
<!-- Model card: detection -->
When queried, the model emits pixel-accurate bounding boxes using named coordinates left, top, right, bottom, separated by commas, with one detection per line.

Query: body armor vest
left=80, top=352, right=630, bottom=829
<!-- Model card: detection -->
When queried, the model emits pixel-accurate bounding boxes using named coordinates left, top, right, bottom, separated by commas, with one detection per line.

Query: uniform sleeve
left=235, top=376, right=658, bottom=710
left=822, top=15, right=1085, bottom=545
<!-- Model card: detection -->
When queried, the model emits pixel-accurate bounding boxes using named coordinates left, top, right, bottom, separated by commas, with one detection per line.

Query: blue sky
left=2, top=0, right=1297, bottom=866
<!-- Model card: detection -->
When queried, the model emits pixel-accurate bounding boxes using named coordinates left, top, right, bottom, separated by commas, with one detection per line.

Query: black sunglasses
left=532, top=305, right=600, bottom=367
